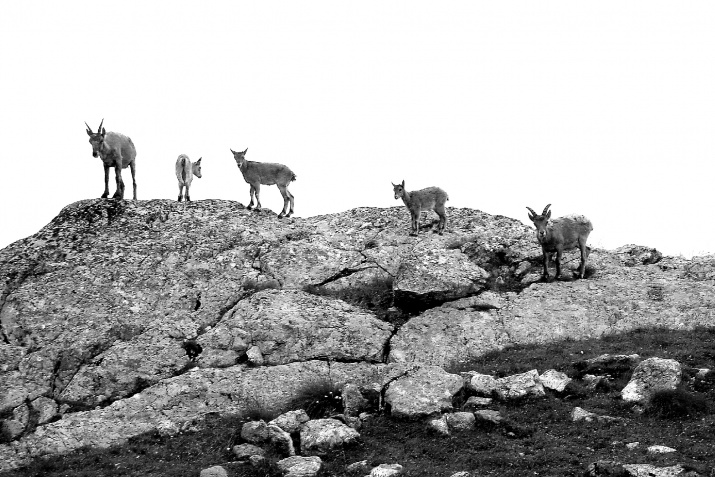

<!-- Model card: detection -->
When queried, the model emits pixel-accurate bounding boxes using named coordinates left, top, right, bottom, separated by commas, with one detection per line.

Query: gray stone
left=342, top=383, right=369, bottom=417
left=539, top=369, right=572, bottom=392
left=268, top=423, right=295, bottom=456
left=232, top=443, right=265, bottom=460
left=571, top=407, right=622, bottom=423
left=445, top=412, right=475, bottom=430
left=495, top=369, right=545, bottom=400
left=647, top=445, right=676, bottom=454
left=622, top=463, right=686, bottom=476
left=622, top=357, right=682, bottom=403
left=467, top=373, right=498, bottom=396
left=30, top=397, right=58, bottom=425
left=369, top=463, right=404, bottom=476
left=463, top=396, right=493, bottom=410
left=268, top=409, right=310, bottom=433
left=428, top=415, right=450, bottom=436
left=384, top=366, right=463, bottom=418
left=199, top=465, right=228, bottom=477
left=277, top=455, right=322, bottom=477
left=300, top=418, right=360, bottom=456
left=346, top=459, right=370, bottom=474
left=473, top=409, right=503, bottom=425
left=241, top=420, right=268, bottom=444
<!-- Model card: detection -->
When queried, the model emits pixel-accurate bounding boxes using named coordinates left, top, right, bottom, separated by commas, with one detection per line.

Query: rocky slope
left=1, top=199, right=714, bottom=471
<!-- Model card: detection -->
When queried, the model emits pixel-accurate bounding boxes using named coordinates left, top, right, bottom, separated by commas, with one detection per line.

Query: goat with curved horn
left=85, top=119, right=137, bottom=200
left=526, top=204, right=592, bottom=281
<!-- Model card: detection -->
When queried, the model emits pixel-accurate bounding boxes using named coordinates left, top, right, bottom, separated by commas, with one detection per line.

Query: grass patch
left=644, top=387, right=709, bottom=419
left=288, top=380, right=344, bottom=419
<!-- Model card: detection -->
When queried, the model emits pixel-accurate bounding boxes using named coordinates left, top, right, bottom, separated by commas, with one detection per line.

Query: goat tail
left=181, top=157, right=187, bottom=183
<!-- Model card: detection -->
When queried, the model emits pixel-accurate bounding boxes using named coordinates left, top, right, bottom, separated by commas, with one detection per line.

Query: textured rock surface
left=383, top=366, right=463, bottom=418
left=299, top=418, right=360, bottom=456
left=1, top=200, right=714, bottom=470
left=540, top=369, right=572, bottom=392
left=277, top=455, right=322, bottom=477
left=268, top=409, right=310, bottom=434
left=494, top=369, right=545, bottom=400
left=622, top=357, right=682, bottom=403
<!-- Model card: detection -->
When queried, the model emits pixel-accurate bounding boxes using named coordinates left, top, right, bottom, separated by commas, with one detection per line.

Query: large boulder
left=384, top=366, right=463, bottom=418
left=299, top=418, right=360, bottom=456
left=621, top=357, right=682, bottom=403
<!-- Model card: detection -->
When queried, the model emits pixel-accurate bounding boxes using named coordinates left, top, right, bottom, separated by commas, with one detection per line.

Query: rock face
left=621, top=357, right=682, bottom=403
left=1, top=200, right=714, bottom=471
left=299, top=418, right=360, bottom=456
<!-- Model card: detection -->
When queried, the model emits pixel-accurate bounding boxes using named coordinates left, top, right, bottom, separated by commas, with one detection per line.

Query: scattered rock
left=625, top=442, right=639, bottom=450
left=241, top=420, right=269, bottom=444
left=232, top=443, right=265, bottom=460
left=369, top=463, right=404, bottom=477
left=622, top=463, right=688, bottom=476
left=342, top=383, right=369, bottom=417
left=269, top=409, right=310, bottom=434
left=199, top=465, right=228, bottom=477
left=473, top=409, right=503, bottom=426
left=268, top=423, right=295, bottom=456
left=346, top=459, right=370, bottom=474
left=277, top=455, right=322, bottom=477
left=622, top=357, right=682, bottom=403
left=571, top=407, right=622, bottom=423
left=384, top=366, right=463, bottom=418
left=463, top=396, right=493, bottom=410
left=540, top=369, right=572, bottom=392
left=300, top=418, right=360, bottom=456
left=428, top=415, right=450, bottom=436
left=494, top=369, right=545, bottom=400
left=445, top=412, right=476, bottom=430
left=449, top=473, right=472, bottom=477
left=467, top=373, right=499, bottom=396
left=647, top=445, right=676, bottom=454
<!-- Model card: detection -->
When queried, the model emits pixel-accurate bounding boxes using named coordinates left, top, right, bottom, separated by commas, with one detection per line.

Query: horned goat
left=230, top=148, right=296, bottom=218
left=85, top=119, right=137, bottom=200
left=392, top=180, right=449, bottom=236
left=175, top=154, right=202, bottom=202
left=526, top=204, right=593, bottom=280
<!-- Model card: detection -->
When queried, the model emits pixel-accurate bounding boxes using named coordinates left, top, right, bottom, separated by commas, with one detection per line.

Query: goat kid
left=230, top=148, right=296, bottom=218
left=392, top=180, right=449, bottom=236
left=526, top=204, right=593, bottom=281
left=85, top=119, right=137, bottom=200
left=175, top=154, right=202, bottom=202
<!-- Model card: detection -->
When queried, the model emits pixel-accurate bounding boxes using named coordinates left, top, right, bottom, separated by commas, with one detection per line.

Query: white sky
left=1, top=2, right=714, bottom=257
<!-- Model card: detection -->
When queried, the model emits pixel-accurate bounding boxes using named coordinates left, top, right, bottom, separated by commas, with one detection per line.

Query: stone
left=249, top=455, right=267, bottom=466
left=467, top=373, right=498, bottom=396
left=539, top=369, right=572, bottom=392
left=571, top=407, right=622, bottom=423
left=276, top=456, right=322, bottom=477
left=647, top=445, right=676, bottom=454
left=450, top=473, right=472, bottom=477
left=268, top=423, right=295, bottom=456
left=622, top=357, right=682, bottom=403
left=346, top=460, right=370, bottom=474
left=392, top=244, right=489, bottom=310
left=30, top=396, right=58, bottom=425
left=268, top=409, right=310, bottom=433
left=369, top=463, right=404, bottom=477
left=445, top=412, right=475, bottom=430
left=463, top=396, right=493, bottom=410
left=388, top=307, right=506, bottom=368
left=625, top=442, right=639, bottom=450
left=1, top=419, right=25, bottom=440
left=232, top=443, right=265, bottom=460
left=199, top=465, right=228, bottom=477
left=246, top=346, right=264, bottom=366
left=300, top=418, right=360, bottom=456
left=384, top=366, right=463, bottom=418
left=428, top=415, right=450, bottom=436
left=241, top=420, right=269, bottom=444
left=342, top=383, right=369, bottom=417
left=494, top=369, right=545, bottom=400
left=583, top=374, right=604, bottom=391
left=473, top=409, right=503, bottom=425
left=622, top=464, right=687, bottom=476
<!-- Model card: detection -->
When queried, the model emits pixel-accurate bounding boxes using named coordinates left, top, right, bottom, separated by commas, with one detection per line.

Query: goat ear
left=100, top=127, right=106, bottom=136
left=401, top=180, right=405, bottom=187
left=243, top=148, right=248, bottom=154
left=196, top=157, right=202, bottom=163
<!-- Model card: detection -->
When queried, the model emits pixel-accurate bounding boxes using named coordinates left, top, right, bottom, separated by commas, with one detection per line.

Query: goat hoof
left=278, top=213, right=285, bottom=219
left=246, top=205, right=253, bottom=210
left=101, top=193, right=109, bottom=199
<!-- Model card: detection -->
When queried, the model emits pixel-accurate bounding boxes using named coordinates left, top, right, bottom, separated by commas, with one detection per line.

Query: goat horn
left=98, top=118, right=104, bottom=132
left=84, top=122, right=93, bottom=133
left=542, top=204, right=551, bottom=215
left=526, top=207, right=537, bottom=217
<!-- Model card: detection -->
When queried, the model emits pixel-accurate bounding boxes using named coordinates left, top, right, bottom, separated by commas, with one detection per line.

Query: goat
left=175, top=154, right=202, bottom=202
left=526, top=204, right=593, bottom=280
left=85, top=119, right=137, bottom=200
left=392, top=180, right=449, bottom=236
left=230, top=148, right=296, bottom=218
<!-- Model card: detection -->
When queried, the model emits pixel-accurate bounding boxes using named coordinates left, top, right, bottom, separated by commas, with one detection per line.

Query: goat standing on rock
left=85, top=119, right=137, bottom=200
left=175, top=154, right=202, bottom=202
left=230, top=148, right=296, bottom=218
left=392, top=180, right=449, bottom=236
left=526, top=204, right=593, bottom=281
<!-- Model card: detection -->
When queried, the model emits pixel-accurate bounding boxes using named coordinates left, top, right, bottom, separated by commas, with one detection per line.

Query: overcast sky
left=1, top=2, right=713, bottom=257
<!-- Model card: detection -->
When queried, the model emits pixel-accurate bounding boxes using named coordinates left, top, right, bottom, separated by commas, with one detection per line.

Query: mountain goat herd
left=85, top=119, right=593, bottom=281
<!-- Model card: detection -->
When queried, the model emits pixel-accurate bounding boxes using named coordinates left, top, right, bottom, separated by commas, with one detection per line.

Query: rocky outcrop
left=621, top=357, right=682, bottom=403
left=1, top=199, right=714, bottom=471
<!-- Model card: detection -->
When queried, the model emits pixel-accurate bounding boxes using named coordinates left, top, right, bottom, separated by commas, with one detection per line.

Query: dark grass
left=2, top=327, right=714, bottom=477
left=288, top=380, right=344, bottom=420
